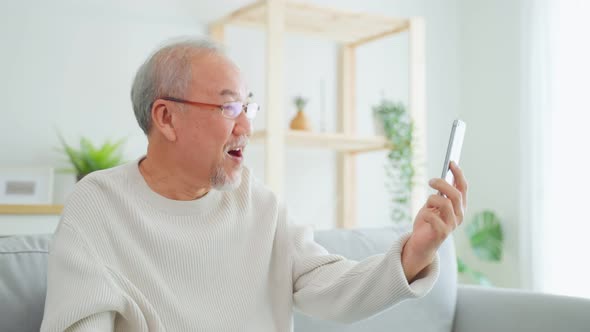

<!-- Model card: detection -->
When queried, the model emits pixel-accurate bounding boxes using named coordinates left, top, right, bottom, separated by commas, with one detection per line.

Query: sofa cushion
left=0, top=234, right=51, bottom=332
left=0, top=228, right=457, bottom=332
left=294, top=226, right=457, bottom=332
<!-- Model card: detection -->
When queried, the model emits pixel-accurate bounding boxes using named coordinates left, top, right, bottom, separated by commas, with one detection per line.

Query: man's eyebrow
left=220, top=89, right=238, bottom=97
left=219, top=90, right=254, bottom=100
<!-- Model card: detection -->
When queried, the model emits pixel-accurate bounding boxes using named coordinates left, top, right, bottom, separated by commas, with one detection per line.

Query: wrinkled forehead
left=188, top=53, right=248, bottom=101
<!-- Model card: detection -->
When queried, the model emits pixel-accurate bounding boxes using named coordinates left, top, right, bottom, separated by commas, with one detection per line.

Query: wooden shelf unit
left=251, top=130, right=392, bottom=153
left=210, top=0, right=427, bottom=228
left=211, top=1, right=410, bottom=45
left=0, top=204, right=63, bottom=215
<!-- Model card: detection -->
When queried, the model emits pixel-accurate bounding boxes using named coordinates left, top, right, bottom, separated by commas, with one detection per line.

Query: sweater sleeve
left=40, top=222, right=123, bottom=332
left=291, top=224, right=440, bottom=323
left=64, top=312, right=115, bottom=332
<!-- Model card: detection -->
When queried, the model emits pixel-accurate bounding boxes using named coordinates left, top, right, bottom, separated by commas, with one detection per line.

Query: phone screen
left=441, top=119, right=466, bottom=185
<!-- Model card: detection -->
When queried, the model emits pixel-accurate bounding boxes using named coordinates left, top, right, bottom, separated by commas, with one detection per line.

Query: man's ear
left=151, top=100, right=177, bottom=142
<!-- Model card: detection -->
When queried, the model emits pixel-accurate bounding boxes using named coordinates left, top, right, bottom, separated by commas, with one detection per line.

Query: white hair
left=130, top=38, right=225, bottom=135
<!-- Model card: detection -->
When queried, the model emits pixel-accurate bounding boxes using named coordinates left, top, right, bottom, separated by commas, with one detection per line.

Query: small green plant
left=458, top=210, right=504, bottom=286
left=58, top=134, right=126, bottom=181
left=372, top=99, right=414, bottom=223
left=293, top=96, right=308, bottom=111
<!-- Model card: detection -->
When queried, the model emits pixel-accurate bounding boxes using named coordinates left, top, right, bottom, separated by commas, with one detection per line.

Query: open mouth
left=226, top=148, right=243, bottom=159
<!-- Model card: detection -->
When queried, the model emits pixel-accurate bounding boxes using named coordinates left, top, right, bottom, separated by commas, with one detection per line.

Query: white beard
left=211, top=163, right=242, bottom=191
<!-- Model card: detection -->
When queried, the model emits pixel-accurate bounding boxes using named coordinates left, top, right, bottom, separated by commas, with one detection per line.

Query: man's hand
left=402, top=161, right=468, bottom=283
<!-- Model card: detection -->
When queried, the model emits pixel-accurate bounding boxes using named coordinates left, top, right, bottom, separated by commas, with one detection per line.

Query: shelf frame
left=210, top=0, right=426, bottom=228
left=0, top=205, right=63, bottom=215
left=213, top=1, right=410, bottom=44
left=250, top=130, right=392, bottom=153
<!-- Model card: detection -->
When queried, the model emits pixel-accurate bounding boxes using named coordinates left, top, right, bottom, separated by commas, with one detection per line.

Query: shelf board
left=215, top=1, right=410, bottom=45
left=251, top=130, right=392, bottom=153
left=0, top=204, right=63, bottom=215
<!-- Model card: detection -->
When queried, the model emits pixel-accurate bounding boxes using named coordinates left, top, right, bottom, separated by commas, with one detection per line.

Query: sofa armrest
left=453, top=285, right=590, bottom=332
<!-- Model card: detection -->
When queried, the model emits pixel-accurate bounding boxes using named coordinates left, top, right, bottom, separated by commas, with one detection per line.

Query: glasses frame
left=159, top=96, right=259, bottom=120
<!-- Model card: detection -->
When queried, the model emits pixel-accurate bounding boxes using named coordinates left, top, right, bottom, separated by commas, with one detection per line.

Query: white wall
left=0, top=0, right=209, bottom=204
left=455, top=0, right=523, bottom=288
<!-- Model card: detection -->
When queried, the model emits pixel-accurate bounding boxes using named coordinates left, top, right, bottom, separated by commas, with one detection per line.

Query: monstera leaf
left=457, top=257, right=492, bottom=286
left=465, top=210, right=504, bottom=261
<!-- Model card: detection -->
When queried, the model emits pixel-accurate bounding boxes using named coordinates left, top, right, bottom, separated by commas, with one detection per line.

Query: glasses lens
left=245, top=103, right=259, bottom=119
left=221, top=102, right=243, bottom=118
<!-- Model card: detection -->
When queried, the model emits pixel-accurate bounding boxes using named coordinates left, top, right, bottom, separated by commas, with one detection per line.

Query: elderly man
left=41, top=39, right=467, bottom=332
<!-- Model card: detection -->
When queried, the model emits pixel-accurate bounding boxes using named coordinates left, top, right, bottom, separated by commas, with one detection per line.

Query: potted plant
left=290, top=95, right=313, bottom=131
left=372, top=99, right=414, bottom=223
left=458, top=210, right=504, bottom=286
left=58, top=135, right=126, bottom=181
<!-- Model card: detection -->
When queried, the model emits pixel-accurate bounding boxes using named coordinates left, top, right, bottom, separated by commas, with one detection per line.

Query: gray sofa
left=1, top=228, right=589, bottom=332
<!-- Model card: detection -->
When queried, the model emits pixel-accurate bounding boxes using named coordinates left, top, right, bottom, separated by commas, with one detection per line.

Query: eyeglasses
left=160, top=96, right=259, bottom=120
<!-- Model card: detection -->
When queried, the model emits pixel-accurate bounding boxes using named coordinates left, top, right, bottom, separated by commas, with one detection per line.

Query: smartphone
left=441, top=119, right=466, bottom=186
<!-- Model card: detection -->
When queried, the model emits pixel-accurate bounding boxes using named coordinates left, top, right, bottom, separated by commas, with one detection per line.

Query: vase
left=290, top=109, right=313, bottom=131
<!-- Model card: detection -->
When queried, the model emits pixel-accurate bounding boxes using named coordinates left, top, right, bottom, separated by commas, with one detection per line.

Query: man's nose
left=232, top=111, right=252, bottom=136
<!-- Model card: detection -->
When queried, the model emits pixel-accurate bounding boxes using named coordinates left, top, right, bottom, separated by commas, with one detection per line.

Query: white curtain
left=522, top=0, right=590, bottom=298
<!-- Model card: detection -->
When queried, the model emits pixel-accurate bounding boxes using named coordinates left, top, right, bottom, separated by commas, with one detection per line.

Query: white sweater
left=41, top=160, right=439, bottom=332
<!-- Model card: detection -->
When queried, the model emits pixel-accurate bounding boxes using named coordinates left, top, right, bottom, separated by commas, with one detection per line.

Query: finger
left=450, top=161, right=468, bottom=209
left=421, top=209, right=450, bottom=240
left=426, top=194, right=457, bottom=229
left=429, top=178, right=464, bottom=224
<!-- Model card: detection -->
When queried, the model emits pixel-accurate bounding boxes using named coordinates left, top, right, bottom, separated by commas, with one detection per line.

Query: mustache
left=224, top=135, right=249, bottom=151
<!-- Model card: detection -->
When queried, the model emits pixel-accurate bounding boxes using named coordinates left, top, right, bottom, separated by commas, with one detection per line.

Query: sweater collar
left=126, top=157, right=223, bottom=216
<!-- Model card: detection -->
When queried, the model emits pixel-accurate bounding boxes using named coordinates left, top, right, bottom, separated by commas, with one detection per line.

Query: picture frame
left=0, top=167, right=54, bottom=204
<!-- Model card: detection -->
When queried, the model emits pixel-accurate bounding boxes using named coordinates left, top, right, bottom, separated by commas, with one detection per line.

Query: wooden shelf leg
left=336, top=45, right=357, bottom=228
left=209, top=23, right=225, bottom=44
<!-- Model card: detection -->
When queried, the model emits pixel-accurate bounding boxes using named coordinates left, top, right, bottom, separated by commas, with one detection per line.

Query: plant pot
left=290, top=109, right=313, bottom=131
left=76, top=173, right=89, bottom=182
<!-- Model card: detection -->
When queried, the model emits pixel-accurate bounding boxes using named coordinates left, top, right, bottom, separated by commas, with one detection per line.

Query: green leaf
left=457, top=256, right=493, bottom=286
left=470, top=270, right=493, bottom=287
left=373, top=99, right=415, bottom=225
left=457, top=256, right=467, bottom=273
left=465, top=210, right=504, bottom=261
left=56, top=133, right=126, bottom=178
left=293, top=96, right=308, bottom=109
